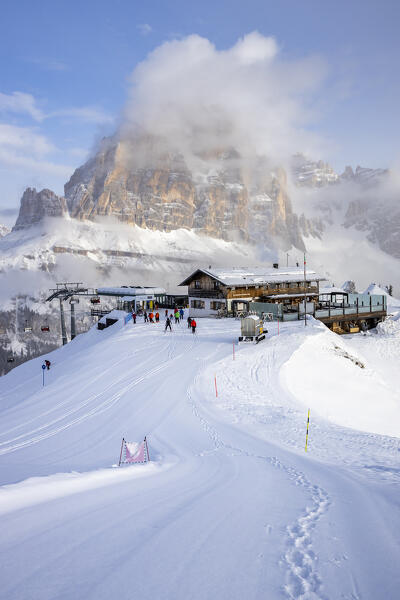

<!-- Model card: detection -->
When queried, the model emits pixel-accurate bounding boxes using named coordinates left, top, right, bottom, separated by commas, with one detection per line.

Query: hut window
left=210, top=301, right=224, bottom=310
left=191, top=300, right=205, bottom=309
left=213, top=281, right=220, bottom=290
left=194, top=280, right=201, bottom=289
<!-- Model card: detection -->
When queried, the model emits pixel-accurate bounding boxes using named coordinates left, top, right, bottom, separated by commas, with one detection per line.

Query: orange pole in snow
left=214, top=375, right=218, bottom=397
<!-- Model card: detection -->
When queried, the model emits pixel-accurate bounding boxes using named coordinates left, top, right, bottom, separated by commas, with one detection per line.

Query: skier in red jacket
left=191, top=319, right=197, bottom=334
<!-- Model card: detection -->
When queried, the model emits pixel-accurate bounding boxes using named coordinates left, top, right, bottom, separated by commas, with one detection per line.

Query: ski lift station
left=96, top=287, right=167, bottom=312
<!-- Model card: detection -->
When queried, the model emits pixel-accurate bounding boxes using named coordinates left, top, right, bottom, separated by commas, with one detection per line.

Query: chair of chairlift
left=91, top=297, right=101, bottom=304
left=41, top=325, right=50, bottom=332
left=23, top=320, right=32, bottom=333
left=7, top=356, right=14, bottom=363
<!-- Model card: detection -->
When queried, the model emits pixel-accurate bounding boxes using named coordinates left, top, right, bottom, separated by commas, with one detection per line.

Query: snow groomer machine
left=238, top=315, right=266, bottom=343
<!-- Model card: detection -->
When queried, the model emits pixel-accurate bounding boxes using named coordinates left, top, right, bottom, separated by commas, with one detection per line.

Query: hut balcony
left=189, top=289, right=226, bottom=299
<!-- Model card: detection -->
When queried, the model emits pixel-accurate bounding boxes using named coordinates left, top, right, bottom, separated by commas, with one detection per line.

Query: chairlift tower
left=46, top=282, right=96, bottom=345
left=69, top=296, right=79, bottom=340
left=59, top=298, right=68, bottom=345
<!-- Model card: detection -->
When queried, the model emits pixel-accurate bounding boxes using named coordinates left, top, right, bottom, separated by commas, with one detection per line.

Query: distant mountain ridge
left=291, top=153, right=400, bottom=260
left=292, top=153, right=389, bottom=188
left=12, top=147, right=392, bottom=259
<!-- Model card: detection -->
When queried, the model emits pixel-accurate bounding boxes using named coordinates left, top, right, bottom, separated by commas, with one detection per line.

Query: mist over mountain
left=291, top=153, right=400, bottom=260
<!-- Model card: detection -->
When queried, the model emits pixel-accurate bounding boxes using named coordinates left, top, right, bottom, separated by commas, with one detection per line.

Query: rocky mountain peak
left=61, top=135, right=307, bottom=250
left=291, top=153, right=339, bottom=187
left=13, top=187, right=68, bottom=231
left=341, top=166, right=354, bottom=180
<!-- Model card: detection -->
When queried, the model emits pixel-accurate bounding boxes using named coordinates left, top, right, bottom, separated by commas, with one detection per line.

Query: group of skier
left=131, top=307, right=197, bottom=334
left=165, top=314, right=196, bottom=333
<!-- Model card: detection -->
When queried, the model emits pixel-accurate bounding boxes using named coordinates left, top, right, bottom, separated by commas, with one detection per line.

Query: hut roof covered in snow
left=179, top=266, right=325, bottom=287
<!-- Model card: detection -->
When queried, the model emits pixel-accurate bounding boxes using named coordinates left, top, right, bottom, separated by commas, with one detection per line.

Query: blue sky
left=0, top=0, right=399, bottom=219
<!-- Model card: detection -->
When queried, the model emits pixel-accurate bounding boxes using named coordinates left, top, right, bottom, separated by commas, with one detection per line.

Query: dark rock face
left=13, top=188, right=68, bottom=230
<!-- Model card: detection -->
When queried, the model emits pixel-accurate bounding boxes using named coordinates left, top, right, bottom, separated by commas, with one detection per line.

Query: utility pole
left=59, top=298, right=68, bottom=345
left=303, top=252, right=307, bottom=327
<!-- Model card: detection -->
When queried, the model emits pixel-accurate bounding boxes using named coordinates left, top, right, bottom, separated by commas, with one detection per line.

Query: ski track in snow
left=0, top=325, right=195, bottom=455
left=0, top=333, right=163, bottom=435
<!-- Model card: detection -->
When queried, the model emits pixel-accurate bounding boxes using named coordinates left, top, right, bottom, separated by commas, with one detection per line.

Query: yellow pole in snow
left=305, top=409, right=310, bottom=452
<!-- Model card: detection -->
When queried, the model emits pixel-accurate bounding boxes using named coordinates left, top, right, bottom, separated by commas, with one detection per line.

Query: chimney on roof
left=273, top=263, right=279, bottom=269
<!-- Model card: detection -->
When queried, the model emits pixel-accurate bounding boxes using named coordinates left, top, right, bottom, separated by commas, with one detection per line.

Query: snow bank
left=281, top=324, right=400, bottom=437
left=376, top=311, right=400, bottom=336
left=363, top=283, right=400, bottom=309
left=0, top=462, right=167, bottom=516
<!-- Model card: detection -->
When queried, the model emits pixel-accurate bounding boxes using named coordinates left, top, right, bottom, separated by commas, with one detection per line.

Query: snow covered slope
left=0, top=216, right=261, bottom=298
left=0, top=313, right=399, bottom=599
left=0, top=215, right=266, bottom=373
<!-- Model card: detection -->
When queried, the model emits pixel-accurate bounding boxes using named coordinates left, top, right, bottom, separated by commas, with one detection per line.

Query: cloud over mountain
left=121, top=32, right=326, bottom=168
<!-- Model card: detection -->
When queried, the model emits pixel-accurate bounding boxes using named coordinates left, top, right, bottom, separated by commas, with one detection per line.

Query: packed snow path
left=0, top=314, right=399, bottom=599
